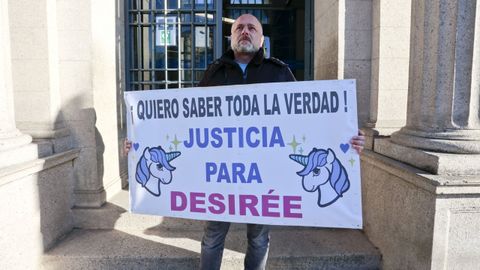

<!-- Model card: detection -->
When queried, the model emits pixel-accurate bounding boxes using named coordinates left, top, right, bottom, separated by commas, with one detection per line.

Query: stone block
left=14, top=91, right=50, bottom=123
left=432, top=199, right=480, bottom=270
left=377, top=90, right=407, bottom=121
left=57, top=0, right=91, bottom=31
left=379, top=0, right=412, bottom=28
left=371, top=0, right=380, bottom=29
left=316, top=0, right=337, bottom=19
left=8, top=0, right=47, bottom=28
left=344, top=60, right=371, bottom=91
left=345, top=0, right=372, bottom=31
left=377, top=27, right=411, bottom=58
left=11, top=59, right=49, bottom=92
left=344, top=30, right=372, bottom=60
left=58, top=30, right=91, bottom=61
left=59, top=60, right=92, bottom=97
left=10, top=27, right=48, bottom=60
left=73, top=147, right=99, bottom=191
left=0, top=150, right=77, bottom=270
left=66, top=120, right=96, bottom=148
left=377, top=58, right=410, bottom=90
left=42, top=227, right=380, bottom=270
left=37, top=161, right=75, bottom=249
left=361, top=150, right=480, bottom=269
left=374, top=138, right=480, bottom=175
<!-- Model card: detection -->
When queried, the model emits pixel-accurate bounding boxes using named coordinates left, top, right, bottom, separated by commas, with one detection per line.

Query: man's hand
left=123, top=139, right=132, bottom=156
left=350, top=129, right=365, bottom=154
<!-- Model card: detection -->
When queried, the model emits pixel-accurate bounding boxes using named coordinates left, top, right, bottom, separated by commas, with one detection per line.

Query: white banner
left=125, top=80, right=362, bottom=229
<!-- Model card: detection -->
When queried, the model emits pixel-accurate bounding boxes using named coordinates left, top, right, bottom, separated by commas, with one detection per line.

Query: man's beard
left=232, top=39, right=259, bottom=54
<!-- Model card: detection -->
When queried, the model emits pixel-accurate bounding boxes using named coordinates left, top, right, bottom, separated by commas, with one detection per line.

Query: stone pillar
left=0, top=0, right=37, bottom=168
left=8, top=0, right=70, bottom=156
left=364, top=0, right=411, bottom=149
left=377, top=0, right=480, bottom=174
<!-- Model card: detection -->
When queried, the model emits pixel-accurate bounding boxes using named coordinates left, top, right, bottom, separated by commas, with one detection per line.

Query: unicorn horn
left=289, top=154, right=308, bottom=166
left=166, top=151, right=181, bottom=162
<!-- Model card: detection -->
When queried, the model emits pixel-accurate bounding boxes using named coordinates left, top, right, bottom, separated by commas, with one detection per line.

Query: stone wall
left=362, top=149, right=480, bottom=269
left=1, top=0, right=126, bottom=268
left=0, top=151, right=78, bottom=269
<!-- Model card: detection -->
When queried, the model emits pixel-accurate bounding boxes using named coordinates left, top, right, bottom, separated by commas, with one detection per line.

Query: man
left=197, top=14, right=295, bottom=270
left=197, top=14, right=364, bottom=270
left=124, top=13, right=365, bottom=270
left=198, top=14, right=295, bottom=87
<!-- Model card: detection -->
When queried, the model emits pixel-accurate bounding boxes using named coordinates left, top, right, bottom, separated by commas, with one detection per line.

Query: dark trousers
left=199, top=221, right=270, bottom=270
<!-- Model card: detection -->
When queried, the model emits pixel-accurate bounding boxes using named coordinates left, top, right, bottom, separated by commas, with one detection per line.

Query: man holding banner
left=197, top=14, right=297, bottom=270
left=124, top=13, right=365, bottom=270
left=196, top=14, right=366, bottom=270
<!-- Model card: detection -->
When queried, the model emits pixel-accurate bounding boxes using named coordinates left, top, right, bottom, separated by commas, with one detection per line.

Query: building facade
left=1, top=0, right=479, bottom=269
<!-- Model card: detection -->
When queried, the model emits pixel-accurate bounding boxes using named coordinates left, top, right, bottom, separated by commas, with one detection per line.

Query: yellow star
left=171, top=134, right=181, bottom=151
left=288, top=136, right=301, bottom=154
left=349, top=158, right=355, bottom=166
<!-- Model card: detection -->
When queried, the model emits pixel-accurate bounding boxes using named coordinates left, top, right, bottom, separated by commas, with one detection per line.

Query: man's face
left=231, top=14, right=264, bottom=54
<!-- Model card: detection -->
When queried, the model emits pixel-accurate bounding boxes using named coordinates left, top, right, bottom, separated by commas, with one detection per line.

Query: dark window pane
left=181, top=25, right=192, bottom=68
left=155, top=0, right=165, bottom=9
left=181, top=0, right=193, bottom=9
left=168, top=71, right=179, bottom=82
left=181, top=70, right=192, bottom=81
left=180, top=13, right=191, bottom=23
left=207, top=0, right=214, bottom=9
left=207, top=26, right=214, bottom=63
left=195, top=70, right=205, bottom=81
left=194, top=0, right=205, bottom=10
left=154, top=71, right=166, bottom=82
left=194, top=13, right=206, bottom=23
left=153, top=84, right=166, bottom=89
left=154, top=46, right=166, bottom=68
left=167, top=0, right=178, bottom=9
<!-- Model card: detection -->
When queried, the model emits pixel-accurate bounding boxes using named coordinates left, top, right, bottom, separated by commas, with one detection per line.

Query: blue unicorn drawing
left=289, top=148, right=350, bottom=207
left=135, top=146, right=181, bottom=197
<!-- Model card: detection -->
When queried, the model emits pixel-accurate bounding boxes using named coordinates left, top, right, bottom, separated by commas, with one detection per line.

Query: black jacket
left=198, top=48, right=296, bottom=87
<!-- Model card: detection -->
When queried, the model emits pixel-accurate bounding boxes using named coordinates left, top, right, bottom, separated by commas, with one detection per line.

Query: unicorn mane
left=297, top=148, right=328, bottom=176
left=329, top=158, right=350, bottom=196
left=135, top=146, right=179, bottom=187
left=136, top=149, right=150, bottom=186
left=297, top=148, right=350, bottom=196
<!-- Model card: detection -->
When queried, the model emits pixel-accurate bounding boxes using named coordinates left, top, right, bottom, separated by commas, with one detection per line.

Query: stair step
left=42, top=227, right=381, bottom=270
left=73, top=189, right=242, bottom=231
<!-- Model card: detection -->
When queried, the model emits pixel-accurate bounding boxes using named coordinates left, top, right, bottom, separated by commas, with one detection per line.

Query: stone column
left=364, top=0, right=411, bottom=149
left=8, top=0, right=70, bottom=157
left=376, top=0, right=480, bottom=174
left=0, top=0, right=37, bottom=168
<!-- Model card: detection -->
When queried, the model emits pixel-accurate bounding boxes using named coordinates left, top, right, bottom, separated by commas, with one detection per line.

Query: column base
left=19, top=126, right=72, bottom=156
left=391, top=127, right=480, bottom=154
left=74, top=188, right=107, bottom=208
left=374, top=137, right=480, bottom=175
left=0, top=133, right=38, bottom=169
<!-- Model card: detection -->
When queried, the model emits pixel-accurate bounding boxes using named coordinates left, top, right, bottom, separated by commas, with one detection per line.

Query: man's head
left=230, top=14, right=264, bottom=54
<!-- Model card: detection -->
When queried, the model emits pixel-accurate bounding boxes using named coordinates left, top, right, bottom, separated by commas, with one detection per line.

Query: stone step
left=42, top=227, right=381, bottom=270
